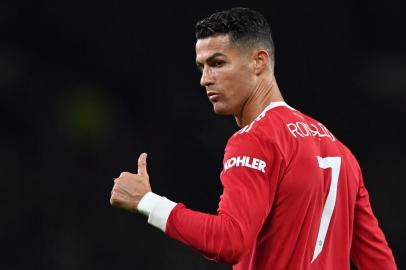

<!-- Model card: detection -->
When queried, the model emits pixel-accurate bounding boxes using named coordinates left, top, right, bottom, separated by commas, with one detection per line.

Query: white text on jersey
left=224, top=156, right=266, bottom=173
left=286, top=122, right=335, bottom=141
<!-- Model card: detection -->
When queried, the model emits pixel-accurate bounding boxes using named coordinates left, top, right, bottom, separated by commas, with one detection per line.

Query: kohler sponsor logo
left=224, top=156, right=266, bottom=173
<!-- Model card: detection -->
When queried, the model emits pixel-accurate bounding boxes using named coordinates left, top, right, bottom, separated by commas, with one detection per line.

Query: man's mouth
left=207, top=91, right=221, bottom=102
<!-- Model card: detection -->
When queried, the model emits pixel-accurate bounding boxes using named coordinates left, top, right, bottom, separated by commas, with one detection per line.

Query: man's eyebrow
left=196, top=52, right=227, bottom=66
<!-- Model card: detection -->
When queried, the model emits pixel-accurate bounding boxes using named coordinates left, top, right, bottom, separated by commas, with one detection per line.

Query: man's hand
left=110, top=153, right=152, bottom=213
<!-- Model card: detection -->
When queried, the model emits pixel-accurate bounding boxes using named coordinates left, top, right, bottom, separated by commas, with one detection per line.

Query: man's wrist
left=137, top=191, right=177, bottom=232
left=137, top=192, right=162, bottom=216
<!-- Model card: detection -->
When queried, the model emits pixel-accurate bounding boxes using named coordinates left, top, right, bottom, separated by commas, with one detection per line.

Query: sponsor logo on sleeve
left=223, top=156, right=266, bottom=173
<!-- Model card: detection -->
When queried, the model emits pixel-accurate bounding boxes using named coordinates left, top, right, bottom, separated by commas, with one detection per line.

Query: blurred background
left=1, top=0, right=405, bottom=269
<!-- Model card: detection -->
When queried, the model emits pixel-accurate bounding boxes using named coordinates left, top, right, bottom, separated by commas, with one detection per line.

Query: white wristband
left=137, top=192, right=177, bottom=232
left=137, top=192, right=162, bottom=216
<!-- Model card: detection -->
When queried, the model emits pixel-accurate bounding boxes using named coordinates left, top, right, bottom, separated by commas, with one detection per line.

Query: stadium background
left=1, top=1, right=405, bottom=269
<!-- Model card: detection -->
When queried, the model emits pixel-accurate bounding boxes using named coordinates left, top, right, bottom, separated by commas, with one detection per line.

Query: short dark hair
left=195, top=7, right=275, bottom=65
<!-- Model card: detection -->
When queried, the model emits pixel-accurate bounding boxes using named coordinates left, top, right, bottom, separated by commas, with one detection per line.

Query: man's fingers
left=137, top=152, right=148, bottom=176
left=119, top=172, right=128, bottom=178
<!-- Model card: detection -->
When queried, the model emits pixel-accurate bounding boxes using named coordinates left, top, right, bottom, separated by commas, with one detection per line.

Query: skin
left=110, top=153, right=151, bottom=212
left=196, top=34, right=283, bottom=127
left=110, top=34, right=284, bottom=212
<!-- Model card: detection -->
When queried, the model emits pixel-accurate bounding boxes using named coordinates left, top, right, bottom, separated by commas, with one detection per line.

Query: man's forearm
left=138, top=192, right=247, bottom=265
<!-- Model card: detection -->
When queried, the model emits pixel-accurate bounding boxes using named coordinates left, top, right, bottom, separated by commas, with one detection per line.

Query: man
left=110, top=7, right=397, bottom=270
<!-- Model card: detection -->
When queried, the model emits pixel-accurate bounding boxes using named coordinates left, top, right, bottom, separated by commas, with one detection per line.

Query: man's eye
left=214, top=61, right=224, bottom=67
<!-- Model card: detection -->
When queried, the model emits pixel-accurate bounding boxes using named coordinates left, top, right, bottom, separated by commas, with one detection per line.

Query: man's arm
left=163, top=142, right=277, bottom=265
left=350, top=171, right=397, bottom=269
left=110, top=134, right=280, bottom=265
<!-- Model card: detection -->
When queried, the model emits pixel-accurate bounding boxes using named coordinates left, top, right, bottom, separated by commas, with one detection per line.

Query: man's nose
left=200, top=67, right=214, bottom=87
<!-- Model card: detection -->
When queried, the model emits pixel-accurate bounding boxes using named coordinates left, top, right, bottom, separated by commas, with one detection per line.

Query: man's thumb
left=137, top=152, right=148, bottom=176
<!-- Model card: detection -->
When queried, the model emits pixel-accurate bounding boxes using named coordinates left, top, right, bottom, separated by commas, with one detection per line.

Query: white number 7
left=312, top=156, right=342, bottom=263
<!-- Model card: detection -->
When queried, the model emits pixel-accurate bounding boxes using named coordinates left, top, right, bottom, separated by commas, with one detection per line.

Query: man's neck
left=235, top=75, right=284, bottom=128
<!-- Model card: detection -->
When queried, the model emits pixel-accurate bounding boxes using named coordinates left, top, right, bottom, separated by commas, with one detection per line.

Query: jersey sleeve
left=350, top=168, right=397, bottom=269
left=164, top=133, right=283, bottom=265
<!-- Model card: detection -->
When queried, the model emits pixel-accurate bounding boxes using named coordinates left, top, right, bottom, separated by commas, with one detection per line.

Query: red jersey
left=141, top=102, right=396, bottom=269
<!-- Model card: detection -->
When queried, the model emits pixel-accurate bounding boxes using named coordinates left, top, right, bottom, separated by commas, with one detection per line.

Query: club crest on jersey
left=223, top=156, right=266, bottom=173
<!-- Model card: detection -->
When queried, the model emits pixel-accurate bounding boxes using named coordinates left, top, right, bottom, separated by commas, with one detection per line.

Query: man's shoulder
left=229, top=102, right=297, bottom=143
left=226, top=102, right=347, bottom=155
left=223, top=104, right=297, bottom=171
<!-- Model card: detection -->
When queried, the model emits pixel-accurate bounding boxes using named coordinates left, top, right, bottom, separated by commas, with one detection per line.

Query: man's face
left=195, top=34, right=256, bottom=115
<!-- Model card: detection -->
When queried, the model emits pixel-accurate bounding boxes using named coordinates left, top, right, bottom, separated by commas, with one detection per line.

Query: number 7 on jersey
left=312, top=156, right=342, bottom=263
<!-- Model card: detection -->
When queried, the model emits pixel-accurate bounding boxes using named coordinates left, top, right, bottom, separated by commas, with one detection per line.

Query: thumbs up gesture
left=110, top=153, right=152, bottom=212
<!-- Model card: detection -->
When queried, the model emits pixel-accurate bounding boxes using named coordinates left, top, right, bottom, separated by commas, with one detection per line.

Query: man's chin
left=212, top=103, right=232, bottom=115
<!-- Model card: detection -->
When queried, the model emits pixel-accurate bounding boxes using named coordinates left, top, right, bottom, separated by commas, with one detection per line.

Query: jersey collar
left=260, top=101, right=295, bottom=116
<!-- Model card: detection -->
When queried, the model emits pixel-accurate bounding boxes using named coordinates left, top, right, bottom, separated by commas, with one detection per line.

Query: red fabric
left=165, top=105, right=397, bottom=270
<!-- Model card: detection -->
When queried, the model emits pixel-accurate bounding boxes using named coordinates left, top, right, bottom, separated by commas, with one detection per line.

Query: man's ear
left=253, top=49, right=270, bottom=75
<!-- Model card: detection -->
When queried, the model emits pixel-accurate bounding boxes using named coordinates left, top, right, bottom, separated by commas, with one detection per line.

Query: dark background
left=1, top=0, right=405, bottom=269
